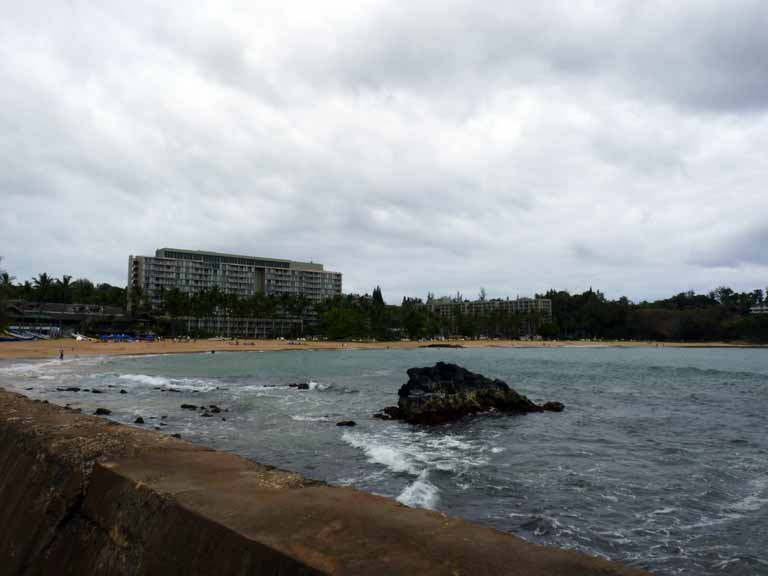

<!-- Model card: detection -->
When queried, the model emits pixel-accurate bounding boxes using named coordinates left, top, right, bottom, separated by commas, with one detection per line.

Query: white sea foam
left=307, top=380, right=330, bottom=391
left=341, top=430, right=489, bottom=479
left=342, top=431, right=421, bottom=474
left=397, top=471, right=440, bottom=509
left=119, top=374, right=171, bottom=386
left=117, top=373, right=218, bottom=392
left=291, top=415, right=332, bottom=422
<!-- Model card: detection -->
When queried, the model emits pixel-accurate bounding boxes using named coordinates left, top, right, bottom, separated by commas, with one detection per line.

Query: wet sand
left=0, top=338, right=763, bottom=360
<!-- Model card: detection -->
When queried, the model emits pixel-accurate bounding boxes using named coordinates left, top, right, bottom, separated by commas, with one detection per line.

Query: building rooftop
left=154, top=248, right=327, bottom=272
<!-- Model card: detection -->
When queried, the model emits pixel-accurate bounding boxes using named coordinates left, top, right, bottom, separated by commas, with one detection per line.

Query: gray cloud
left=2, top=0, right=768, bottom=303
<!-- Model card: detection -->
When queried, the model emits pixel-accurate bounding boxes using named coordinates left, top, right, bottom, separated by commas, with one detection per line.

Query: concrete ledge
left=0, top=389, right=650, bottom=575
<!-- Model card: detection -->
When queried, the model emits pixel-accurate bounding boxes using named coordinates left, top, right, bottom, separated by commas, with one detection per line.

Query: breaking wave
left=397, top=471, right=440, bottom=509
left=291, top=415, right=333, bottom=422
left=118, top=373, right=219, bottom=392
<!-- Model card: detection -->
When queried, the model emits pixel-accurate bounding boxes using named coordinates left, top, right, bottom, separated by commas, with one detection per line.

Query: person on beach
left=59, top=349, right=64, bottom=360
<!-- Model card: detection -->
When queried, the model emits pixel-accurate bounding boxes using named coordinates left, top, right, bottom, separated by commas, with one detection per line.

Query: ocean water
left=1, top=346, right=767, bottom=575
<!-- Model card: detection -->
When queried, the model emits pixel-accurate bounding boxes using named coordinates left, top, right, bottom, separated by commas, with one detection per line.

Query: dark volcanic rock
left=541, top=401, right=565, bottom=412
left=289, top=382, right=310, bottom=390
left=336, top=420, right=356, bottom=427
left=134, top=417, right=145, bottom=424
left=94, top=408, right=112, bottom=416
left=379, top=362, right=563, bottom=425
left=373, top=406, right=404, bottom=420
left=180, top=404, right=197, bottom=410
left=120, top=389, right=127, bottom=394
left=57, top=387, right=81, bottom=392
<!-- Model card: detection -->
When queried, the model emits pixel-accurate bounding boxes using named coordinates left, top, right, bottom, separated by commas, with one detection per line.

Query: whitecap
left=291, top=415, right=332, bottom=422
left=307, top=380, right=331, bottom=391
left=342, top=431, right=421, bottom=474
left=119, top=374, right=171, bottom=386
left=397, top=471, right=440, bottom=509
left=118, top=374, right=218, bottom=392
left=341, top=430, right=489, bottom=478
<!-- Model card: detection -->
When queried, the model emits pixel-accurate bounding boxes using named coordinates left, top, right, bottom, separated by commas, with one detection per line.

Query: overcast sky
left=2, top=1, right=767, bottom=303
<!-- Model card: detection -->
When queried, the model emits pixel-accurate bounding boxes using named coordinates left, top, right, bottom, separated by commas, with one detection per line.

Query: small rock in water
left=336, top=420, right=357, bottom=427
left=91, top=389, right=103, bottom=394
left=200, top=412, right=213, bottom=418
left=134, top=417, right=145, bottom=424
left=180, top=404, right=197, bottom=410
left=541, top=401, right=565, bottom=412
left=209, top=405, right=222, bottom=413
left=57, top=386, right=81, bottom=392
left=289, top=382, right=310, bottom=390
left=373, top=406, right=404, bottom=420
left=94, top=408, right=112, bottom=416
left=119, top=389, right=127, bottom=394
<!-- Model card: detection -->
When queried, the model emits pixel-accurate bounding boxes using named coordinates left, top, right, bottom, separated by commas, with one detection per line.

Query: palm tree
left=57, top=275, right=73, bottom=303
left=33, top=273, right=53, bottom=304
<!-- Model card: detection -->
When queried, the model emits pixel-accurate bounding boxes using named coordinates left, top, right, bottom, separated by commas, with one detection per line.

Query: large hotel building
left=425, top=297, right=552, bottom=320
left=128, top=248, right=342, bottom=308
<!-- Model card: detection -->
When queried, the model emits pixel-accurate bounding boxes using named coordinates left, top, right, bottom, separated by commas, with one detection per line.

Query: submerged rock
left=373, top=406, right=404, bottom=421
left=336, top=420, right=356, bottom=427
left=94, top=408, right=112, bottom=416
left=134, top=416, right=145, bottom=424
left=541, top=401, right=565, bottom=412
left=377, top=362, right=563, bottom=425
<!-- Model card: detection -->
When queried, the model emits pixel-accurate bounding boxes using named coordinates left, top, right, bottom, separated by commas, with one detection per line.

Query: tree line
left=539, top=287, right=768, bottom=342
left=1, top=258, right=767, bottom=342
left=0, top=269, right=126, bottom=308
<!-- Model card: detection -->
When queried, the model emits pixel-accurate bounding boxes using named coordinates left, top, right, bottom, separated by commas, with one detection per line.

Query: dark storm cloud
left=1, top=0, right=767, bottom=302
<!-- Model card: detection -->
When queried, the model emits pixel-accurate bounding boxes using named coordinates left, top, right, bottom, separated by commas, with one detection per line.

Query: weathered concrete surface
left=0, top=389, right=650, bottom=575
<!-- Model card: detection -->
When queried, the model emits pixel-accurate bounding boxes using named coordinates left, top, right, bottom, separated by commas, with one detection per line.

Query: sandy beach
left=0, top=337, right=763, bottom=360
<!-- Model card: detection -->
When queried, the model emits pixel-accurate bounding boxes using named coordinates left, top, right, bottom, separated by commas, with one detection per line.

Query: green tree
left=33, top=273, right=54, bottom=303
left=71, top=279, right=95, bottom=303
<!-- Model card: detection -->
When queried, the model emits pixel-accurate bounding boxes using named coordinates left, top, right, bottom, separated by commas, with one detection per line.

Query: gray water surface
left=2, top=346, right=767, bottom=575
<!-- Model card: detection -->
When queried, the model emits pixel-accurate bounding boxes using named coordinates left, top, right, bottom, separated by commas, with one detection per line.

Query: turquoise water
left=2, top=346, right=767, bottom=575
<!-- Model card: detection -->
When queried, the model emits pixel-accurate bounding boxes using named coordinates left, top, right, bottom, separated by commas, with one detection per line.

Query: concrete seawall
left=0, top=389, right=649, bottom=575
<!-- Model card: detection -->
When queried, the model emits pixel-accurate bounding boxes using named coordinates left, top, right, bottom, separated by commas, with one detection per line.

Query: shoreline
left=0, top=337, right=765, bottom=361
left=0, top=388, right=648, bottom=575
